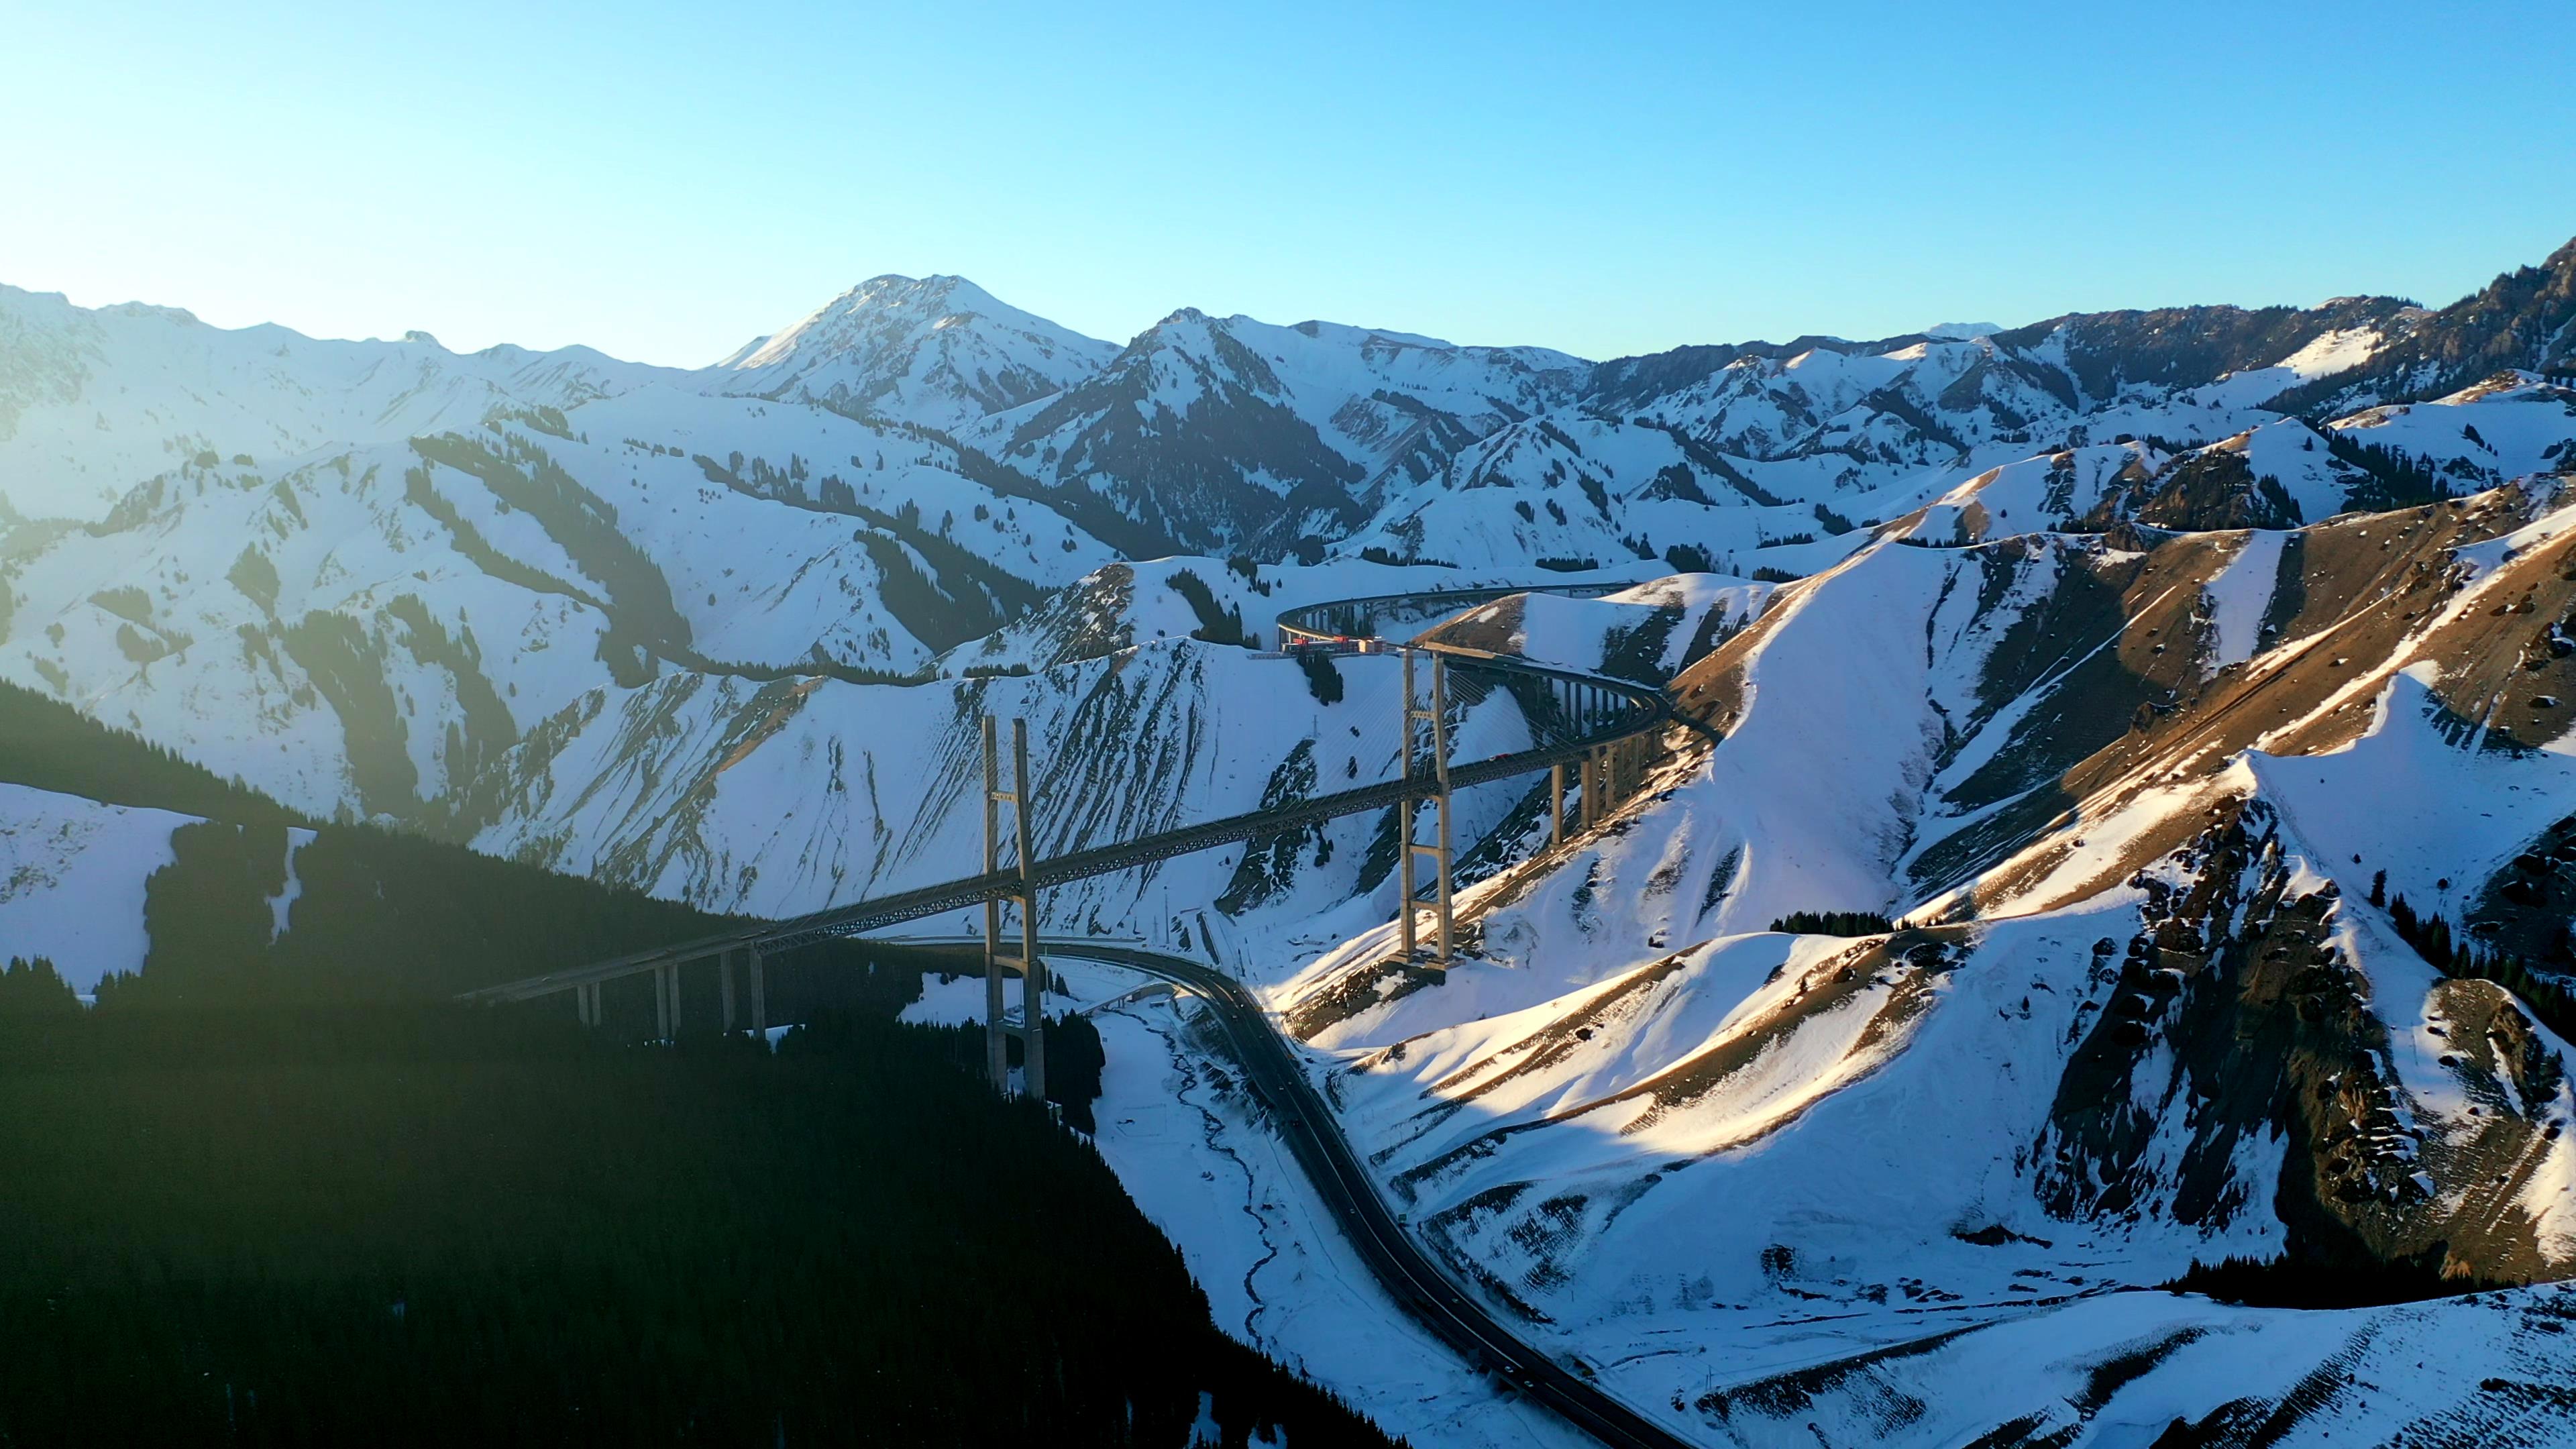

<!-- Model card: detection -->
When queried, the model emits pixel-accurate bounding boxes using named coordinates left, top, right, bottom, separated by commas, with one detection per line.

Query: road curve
left=1059, top=941, right=1698, bottom=1449
left=456, top=582, right=1711, bottom=1446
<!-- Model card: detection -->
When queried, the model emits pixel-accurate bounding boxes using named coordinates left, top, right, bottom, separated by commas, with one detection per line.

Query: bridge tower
left=1397, top=649, right=1456, bottom=967
left=982, top=715, right=1047, bottom=1100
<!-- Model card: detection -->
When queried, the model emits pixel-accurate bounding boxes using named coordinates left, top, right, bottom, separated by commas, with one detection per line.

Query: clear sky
left=5, top=1, right=2570, bottom=366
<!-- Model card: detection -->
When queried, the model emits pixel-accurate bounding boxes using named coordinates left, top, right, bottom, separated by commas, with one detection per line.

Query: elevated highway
left=463, top=586, right=1681, bottom=1003
left=458, top=580, right=1709, bottom=1448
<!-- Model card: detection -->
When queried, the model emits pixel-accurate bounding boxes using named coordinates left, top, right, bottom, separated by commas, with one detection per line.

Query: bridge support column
left=983, top=715, right=1047, bottom=1101
left=982, top=718, right=1010, bottom=1092
left=718, top=949, right=737, bottom=1033
left=1013, top=718, right=1047, bottom=1104
left=1549, top=761, right=1565, bottom=849
left=1397, top=650, right=1454, bottom=967
left=574, top=981, right=600, bottom=1028
left=1583, top=745, right=1607, bottom=831
left=747, top=944, right=766, bottom=1036
left=654, top=962, right=674, bottom=1040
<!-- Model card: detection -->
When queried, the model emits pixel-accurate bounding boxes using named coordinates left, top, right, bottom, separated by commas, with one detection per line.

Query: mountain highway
left=460, top=582, right=1712, bottom=1446
left=1046, top=939, right=1701, bottom=1449
left=462, top=601, right=1684, bottom=1004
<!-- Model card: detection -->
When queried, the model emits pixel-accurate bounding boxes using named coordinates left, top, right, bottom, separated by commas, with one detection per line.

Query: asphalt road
left=456, top=580, right=1711, bottom=1446
left=1059, top=941, right=1699, bottom=1449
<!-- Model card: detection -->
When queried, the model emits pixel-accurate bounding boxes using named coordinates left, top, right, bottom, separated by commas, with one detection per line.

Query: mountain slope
left=0, top=284, right=682, bottom=523
left=2271, top=236, right=2576, bottom=416
left=989, top=309, right=1589, bottom=556
left=0, top=391, right=1118, bottom=824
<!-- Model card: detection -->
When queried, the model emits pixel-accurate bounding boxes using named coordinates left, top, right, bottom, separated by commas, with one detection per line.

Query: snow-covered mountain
left=2268, top=235, right=2576, bottom=418
left=0, top=390, right=1116, bottom=825
left=0, top=284, right=687, bottom=523
left=983, top=309, right=1591, bottom=557
left=712, top=274, right=1120, bottom=433
left=1252, top=475, right=2576, bottom=1443
left=12, top=233, right=2576, bottom=1446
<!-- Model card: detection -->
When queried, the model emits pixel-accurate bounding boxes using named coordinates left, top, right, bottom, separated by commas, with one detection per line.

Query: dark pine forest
left=0, top=686, right=1398, bottom=1447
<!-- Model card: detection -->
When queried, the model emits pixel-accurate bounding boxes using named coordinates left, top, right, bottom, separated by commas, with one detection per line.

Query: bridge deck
left=461, top=588, right=1699, bottom=1003
left=462, top=644, right=1674, bottom=1002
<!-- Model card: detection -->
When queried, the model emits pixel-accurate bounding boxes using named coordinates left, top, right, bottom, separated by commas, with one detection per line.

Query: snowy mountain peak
left=714, top=272, right=1116, bottom=431
left=729, top=273, right=1042, bottom=370
left=95, top=299, right=203, bottom=326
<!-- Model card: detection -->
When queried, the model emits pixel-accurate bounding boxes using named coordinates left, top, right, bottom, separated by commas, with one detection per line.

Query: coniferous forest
left=0, top=716, right=1398, bottom=1446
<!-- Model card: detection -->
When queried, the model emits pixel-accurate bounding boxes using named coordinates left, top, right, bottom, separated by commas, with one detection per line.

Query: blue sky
left=5, top=1, right=2570, bottom=365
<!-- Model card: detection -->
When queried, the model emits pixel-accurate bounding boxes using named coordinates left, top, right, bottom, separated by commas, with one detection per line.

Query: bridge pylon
left=982, top=715, right=1047, bottom=1101
left=1397, top=649, right=1455, bottom=967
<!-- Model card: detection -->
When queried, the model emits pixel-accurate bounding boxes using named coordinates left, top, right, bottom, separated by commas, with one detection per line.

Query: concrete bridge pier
left=983, top=715, right=1047, bottom=1102
left=718, top=949, right=737, bottom=1032
left=982, top=718, right=1010, bottom=1091
left=1397, top=650, right=1455, bottom=967
left=747, top=944, right=766, bottom=1036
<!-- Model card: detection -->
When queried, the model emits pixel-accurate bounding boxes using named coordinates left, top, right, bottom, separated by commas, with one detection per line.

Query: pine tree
left=0, top=957, right=78, bottom=1014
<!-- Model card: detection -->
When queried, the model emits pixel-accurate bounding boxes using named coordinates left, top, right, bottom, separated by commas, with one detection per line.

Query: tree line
left=0, top=716, right=1399, bottom=1446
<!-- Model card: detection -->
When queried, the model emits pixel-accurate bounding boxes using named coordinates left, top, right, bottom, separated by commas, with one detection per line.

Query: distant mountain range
left=8, top=232, right=2576, bottom=1447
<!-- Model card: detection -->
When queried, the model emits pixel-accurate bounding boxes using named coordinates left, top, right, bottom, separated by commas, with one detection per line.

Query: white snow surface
left=2251, top=669, right=2576, bottom=914
left=2201, top=529, right=2289, bottom=667
left=0, top=782, right=186, bottom=989
left=2332, top=372, right=2576, bottom=491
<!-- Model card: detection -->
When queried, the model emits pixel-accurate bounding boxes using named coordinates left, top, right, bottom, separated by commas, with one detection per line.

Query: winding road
left=1056, top=941, right=1697, bottom=1449
left=462, top=583, right=1709, bottom=1448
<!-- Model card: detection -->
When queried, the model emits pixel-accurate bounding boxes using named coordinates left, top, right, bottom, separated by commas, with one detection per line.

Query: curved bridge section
left=1273, top=580, right=1636, bottom=649
left=460, top=586, right=1673, bottom=1000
